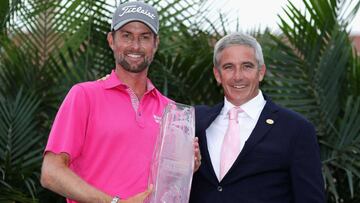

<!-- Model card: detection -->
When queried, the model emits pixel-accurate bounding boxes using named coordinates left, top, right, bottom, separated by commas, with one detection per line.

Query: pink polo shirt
left=45, top=70, right=171, bottom=202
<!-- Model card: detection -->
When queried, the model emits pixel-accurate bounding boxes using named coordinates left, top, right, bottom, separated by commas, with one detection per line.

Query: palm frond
left=321, top=96, right=360, bottom=199
left=263, top=0, right=360, bottom=201
left=0, top=88, right=42, bottom=201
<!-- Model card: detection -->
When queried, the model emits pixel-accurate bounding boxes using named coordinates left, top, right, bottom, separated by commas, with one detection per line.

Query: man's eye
left=120, top=33, right=132, bottom=41
left=140, top=35, right=151, bottom=41
left=244, top=64, right=254, bottom=69
left=122, top=34, right=130, bottom=38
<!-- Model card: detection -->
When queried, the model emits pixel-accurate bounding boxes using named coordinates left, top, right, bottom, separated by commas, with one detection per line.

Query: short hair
left=213, top=32, right=264, bottom=69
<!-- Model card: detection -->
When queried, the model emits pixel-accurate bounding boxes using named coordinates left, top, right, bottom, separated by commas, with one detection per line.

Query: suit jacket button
left=217, top=186, right=223, bottom=192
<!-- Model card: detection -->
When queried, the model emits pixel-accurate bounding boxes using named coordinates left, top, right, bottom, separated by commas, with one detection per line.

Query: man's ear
left=154, top=35, right=160, bottom=53
left=213, top=67, right=221, bottom=85
left=107, top=32, right=114, bottom=50
left=258, top=64, right=266, bottom=82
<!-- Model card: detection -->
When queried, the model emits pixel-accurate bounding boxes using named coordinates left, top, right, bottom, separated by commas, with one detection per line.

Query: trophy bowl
left=146, top=102, right=195, bottom=203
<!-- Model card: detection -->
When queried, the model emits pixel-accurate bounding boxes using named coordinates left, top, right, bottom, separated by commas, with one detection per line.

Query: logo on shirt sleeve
left=153, top=115, right=162, bottom=123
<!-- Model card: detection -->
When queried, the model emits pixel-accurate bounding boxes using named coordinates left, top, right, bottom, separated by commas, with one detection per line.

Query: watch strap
left=111, top=196, right=120, bottom=203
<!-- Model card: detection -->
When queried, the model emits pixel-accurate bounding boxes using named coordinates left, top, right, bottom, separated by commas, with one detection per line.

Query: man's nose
left=233, top=67, right=243, bottom=80
left=129, top=38, right=141, bottom=50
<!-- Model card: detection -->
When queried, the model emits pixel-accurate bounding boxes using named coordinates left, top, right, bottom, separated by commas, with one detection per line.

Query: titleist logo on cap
left=119, top=5, right=156, bottom=19
left=111, top=1, right=159, bottom=34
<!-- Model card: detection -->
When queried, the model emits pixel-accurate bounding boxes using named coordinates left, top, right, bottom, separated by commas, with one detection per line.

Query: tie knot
left=229, top=107, right=242, bottom=120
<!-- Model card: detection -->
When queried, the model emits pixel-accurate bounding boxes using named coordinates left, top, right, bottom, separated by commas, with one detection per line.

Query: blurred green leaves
left=0, top=0, right=359, bottom=202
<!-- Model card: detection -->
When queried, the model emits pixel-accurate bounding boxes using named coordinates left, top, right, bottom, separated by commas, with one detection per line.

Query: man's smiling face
left=213, top=45, right=266, bottom=106
left=109, top=21, right=158, bottom=73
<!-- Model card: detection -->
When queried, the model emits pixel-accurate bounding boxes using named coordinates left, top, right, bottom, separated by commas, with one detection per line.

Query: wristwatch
left=111, top=196, right=120, bottom=203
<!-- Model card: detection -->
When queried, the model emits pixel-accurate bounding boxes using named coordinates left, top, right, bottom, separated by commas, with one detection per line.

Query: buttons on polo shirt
left=217, top=186, right=223, bottom=192
left=136, top=111, right=145, bottom=128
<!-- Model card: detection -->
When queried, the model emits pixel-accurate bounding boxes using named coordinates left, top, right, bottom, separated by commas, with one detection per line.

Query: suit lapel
left=222, top=99, right=280, bottom=183
left=198, top=99, right=281, bottom=184
left=197, top=103, right=223, bottom=185
left=238, top=100, right=279, bottom=158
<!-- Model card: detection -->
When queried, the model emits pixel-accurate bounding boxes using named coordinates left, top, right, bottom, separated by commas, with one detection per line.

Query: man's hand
left=194, top=137, right=201, bottom=172
left=97, top=74, right=110, bottom=81
left=120, top=184, right=153, bottom=203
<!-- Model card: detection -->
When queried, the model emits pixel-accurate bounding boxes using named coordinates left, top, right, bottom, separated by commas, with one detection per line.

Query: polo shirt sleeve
left=45, top=84, right=89, bottom=161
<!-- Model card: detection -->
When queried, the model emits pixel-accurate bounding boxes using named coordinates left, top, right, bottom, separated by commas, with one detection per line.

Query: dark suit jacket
left=190, top=97, right=325, bottom=203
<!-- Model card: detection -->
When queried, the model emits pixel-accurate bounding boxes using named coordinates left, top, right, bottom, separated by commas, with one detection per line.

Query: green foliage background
left=0, top=0, right=359, bottom=202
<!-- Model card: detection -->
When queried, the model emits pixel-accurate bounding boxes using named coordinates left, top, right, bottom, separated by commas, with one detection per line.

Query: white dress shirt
left=206, top=90, right=266, bottom=180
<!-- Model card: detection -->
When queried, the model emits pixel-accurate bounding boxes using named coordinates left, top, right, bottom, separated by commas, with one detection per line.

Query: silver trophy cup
left=147, top=102, right=195, bottom=203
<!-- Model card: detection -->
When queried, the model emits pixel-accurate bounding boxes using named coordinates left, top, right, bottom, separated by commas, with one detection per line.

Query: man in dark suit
left=190, top=33, right=325, bottom=203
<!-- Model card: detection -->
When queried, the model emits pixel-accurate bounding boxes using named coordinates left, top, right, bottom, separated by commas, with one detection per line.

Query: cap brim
left=112, top=19, right=158, bottom=35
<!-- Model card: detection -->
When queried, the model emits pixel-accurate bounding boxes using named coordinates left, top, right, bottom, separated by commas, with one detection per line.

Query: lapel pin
left=266, top=119, right=274, bottom=125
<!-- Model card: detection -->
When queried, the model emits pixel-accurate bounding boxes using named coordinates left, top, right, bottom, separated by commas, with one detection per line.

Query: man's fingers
left=147, top=184, right=154, bottom=194
left=193, top=137, right=202, bottom=172
left=194, top=137, right=201, bottom=161
left=97, top=74, right=110, bottom=81
left=141, top=184, right=153, bottom=198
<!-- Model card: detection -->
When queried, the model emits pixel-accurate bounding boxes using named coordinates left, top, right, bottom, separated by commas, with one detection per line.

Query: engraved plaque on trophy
left=146, top=102, right=195, bottom=203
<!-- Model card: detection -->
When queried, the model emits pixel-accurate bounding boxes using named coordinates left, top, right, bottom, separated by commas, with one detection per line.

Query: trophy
left=146, top=102, right=195, bottom=203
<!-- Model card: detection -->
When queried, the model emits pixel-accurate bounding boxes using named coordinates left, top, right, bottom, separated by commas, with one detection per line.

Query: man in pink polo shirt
left=40, top=2, right=201, bottom=203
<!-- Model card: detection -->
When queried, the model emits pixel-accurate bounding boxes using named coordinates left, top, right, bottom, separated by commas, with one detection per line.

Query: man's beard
left=115, top=54, right=151, bottom=73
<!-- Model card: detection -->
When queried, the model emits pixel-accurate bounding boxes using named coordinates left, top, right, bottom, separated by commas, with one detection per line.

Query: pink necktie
left=220, top=107, right=242, bottom=180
